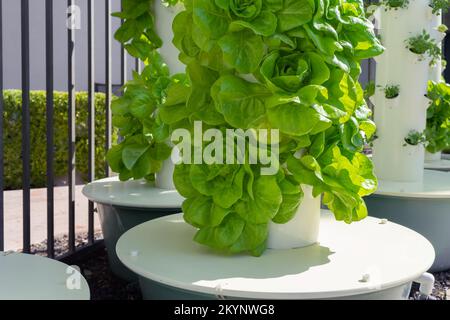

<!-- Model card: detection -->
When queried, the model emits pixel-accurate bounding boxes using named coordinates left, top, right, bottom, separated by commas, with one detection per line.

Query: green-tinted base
left=138, top=276, right=412, bottom=300
left=366, top=195, right=450, bottom=272
left=97, top=204, right=180, bottom=282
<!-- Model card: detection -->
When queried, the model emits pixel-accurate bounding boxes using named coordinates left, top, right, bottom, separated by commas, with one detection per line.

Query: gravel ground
left=77, top=247, right=142, bottom=300
left=30, top=231, right=103, bottom=257
left=428, top=271, right=450, bottom=300
left=24, top=232, right=450, bottom=300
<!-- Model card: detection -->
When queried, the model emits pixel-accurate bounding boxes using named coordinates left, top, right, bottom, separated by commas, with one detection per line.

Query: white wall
left=2, top=0, right=137, bottom=91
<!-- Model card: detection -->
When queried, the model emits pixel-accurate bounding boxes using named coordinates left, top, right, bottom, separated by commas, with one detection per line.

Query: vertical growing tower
left=367, top=1, right=450, bottom=272
left=372, top=0, right=434, bottom=183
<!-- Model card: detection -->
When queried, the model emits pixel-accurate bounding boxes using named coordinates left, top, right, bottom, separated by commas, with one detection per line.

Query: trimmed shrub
left=3, top=90, right=116, bottom=190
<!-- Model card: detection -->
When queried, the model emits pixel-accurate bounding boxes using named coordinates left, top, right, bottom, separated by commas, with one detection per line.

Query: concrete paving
left=4, top=185, right=101, bottom=251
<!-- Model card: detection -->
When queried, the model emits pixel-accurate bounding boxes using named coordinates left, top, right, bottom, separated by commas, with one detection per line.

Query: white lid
left=116, top=211, right=434, bottom=299
left=375, top=170, right=450, bottom=198
left=0, top=253, right=90, bottom=300
left=82, top=177, right=184, bottom=208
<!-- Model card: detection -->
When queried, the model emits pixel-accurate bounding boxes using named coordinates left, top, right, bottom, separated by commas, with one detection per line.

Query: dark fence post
left=120, top=0, right=126, bottom=86
left=87, top=0, right=95, bottom=244
left=444, top=13, right=450, bottom=82
left=67, top=0, right=76, bottom=253
left=46, top=0, right=55, bottom=258
left=105, top=0, right=112, bottom=176
left=21, top=0, right=31, bottom=254
left=135, top=57, right=141, bottom=73
left=444, top=31, right=450, bottom=83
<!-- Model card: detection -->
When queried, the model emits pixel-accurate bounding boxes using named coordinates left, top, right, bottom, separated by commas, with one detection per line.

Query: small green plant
left=404, top=130, right=428, bottom=147
left=429, top=0, right=450, bottom=15
left=437, top=24, right=448, bottom=33
left=383, top=84, right=400, bottom=99
left=382, top=0, right=410, bottom=10
left=406, top=30, right=441, bottom=66
left=365, top=4, right=379, bottom=18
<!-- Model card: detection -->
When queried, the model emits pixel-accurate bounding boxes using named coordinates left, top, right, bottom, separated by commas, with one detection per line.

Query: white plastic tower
left=429, top=9, right=444, bottom=83
left=153, top=1, right=185, bottom=189
left=372, top=0, right=436, bottom=183
left=367, top=2, right=450, bottom=272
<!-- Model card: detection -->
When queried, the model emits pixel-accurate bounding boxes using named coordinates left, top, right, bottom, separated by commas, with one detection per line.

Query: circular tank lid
left=0, top=253, right=90, bottom=300
left=116, top=212, right=435, bottom=300
left=82, top=176, right=185, bottom=208
left=375, top=170, right=450, bottom=199
left=424, top=159, right=450, bottom=171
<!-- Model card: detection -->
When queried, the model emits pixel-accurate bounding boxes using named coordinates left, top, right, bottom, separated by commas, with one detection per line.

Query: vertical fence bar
left=117, top=0, right=126, bottom=144
left=21, top=0, right=31, bottom=254
left=0, top=0, right=4, bottom=252
left=120, top=0, right=126, bottom=87
left=135, top=57, right=141, bottom=73
left=367, top=58, right=374, bottom=113
left=87, top=0, right=95, bottom=244
left=105, top=0, right=111, bottom=176
left=444, top=30, right=450, bottom=82
left=45, top=0, right=54, bottom=258
left=67, top=0, right=76, bottom=253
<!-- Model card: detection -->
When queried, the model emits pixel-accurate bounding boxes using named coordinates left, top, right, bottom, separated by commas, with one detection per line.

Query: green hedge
left=3, top=90, right=116, bottom=190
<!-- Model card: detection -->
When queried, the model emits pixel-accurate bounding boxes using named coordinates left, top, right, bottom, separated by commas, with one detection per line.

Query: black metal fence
left=0, top=0, right=141, bottom=260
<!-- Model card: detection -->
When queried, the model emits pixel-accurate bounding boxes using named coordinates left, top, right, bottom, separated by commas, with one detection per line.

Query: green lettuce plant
left=107, top=0, right=183, bottom=181
left=437, top=24, right=448, bottom=34
left=424, top=81, right=450, bottom=153
left=164, top=0, right=383, bottom=256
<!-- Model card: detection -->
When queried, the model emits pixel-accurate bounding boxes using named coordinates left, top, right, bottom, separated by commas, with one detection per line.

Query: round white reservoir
left=0, top=252, right=90, bottom=300
left=82, top=176, right=184, bottom=209
left=82, top=176, right=185, bottom=281
left=367, top=170, right=450, bottom=271
left=116, top=211, right=434, bottom=300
